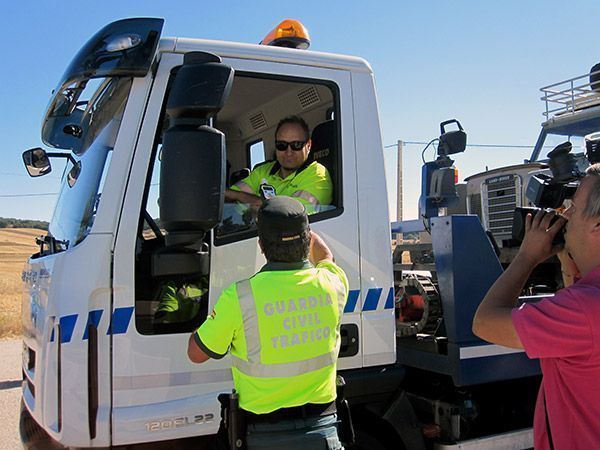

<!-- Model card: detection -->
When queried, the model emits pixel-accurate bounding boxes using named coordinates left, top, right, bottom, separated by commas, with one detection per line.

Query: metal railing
left=541, top=68, right=600, bottom=118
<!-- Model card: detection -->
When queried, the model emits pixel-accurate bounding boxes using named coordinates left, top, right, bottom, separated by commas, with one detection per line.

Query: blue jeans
left=246, top=413, right=344, bottom=450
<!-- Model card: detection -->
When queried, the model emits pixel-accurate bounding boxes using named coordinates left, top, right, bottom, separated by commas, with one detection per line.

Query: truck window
left=248, top=140, right=265, bottom=169
left=48, top=77, right=133, bottom=249
left=215, top=73, right=342, bottom=245
left=135, top=70, right=341, bottom=335
left=537, top=133, right=589, bottom=161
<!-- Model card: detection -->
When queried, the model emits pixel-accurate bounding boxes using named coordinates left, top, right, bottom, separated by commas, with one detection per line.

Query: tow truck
left=462, top=64, right=600, bottom=290
left=20, top=17, right=553, bottom=449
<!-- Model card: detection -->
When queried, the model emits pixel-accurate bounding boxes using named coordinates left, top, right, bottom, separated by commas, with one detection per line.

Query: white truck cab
left=21, top=18, right=396, bottom=449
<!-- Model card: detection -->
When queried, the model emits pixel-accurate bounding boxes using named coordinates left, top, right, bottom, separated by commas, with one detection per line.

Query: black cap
left=258, top=196, right=309, bottom=242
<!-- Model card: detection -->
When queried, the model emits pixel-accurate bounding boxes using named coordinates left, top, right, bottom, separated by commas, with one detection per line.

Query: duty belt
left=244, top=401, right=336, bottom=424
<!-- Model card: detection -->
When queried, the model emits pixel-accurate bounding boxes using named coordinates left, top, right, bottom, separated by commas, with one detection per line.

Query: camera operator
left=473, top=163, right=600, bottom=450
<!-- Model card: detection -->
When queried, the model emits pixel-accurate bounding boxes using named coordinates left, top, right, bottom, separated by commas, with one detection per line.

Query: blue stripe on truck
left=49, top=288, right=396, bottom=342
left=344, top=290, right=360, bottom=313
left=344, top=288, right=395, bottom=313
left=384, top=287, right=395, bottom=309
left=108, top=307, right=134, bottom=335
left=363, top=288, right=383, bottom=311
left=50, top=314, right=77, bottom=343
left=83, top=310, right=103, bottom=340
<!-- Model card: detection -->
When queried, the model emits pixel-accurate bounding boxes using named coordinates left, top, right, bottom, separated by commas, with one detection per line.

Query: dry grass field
left=0, top=229, right=42, bottom=339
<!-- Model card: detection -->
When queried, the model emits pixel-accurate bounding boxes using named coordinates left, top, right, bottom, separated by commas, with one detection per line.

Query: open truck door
left=110, top=41, right=362, bottom=446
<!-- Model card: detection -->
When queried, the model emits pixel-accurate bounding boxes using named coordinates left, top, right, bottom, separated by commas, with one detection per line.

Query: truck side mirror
left=23, top=148, right=52, bottom=177
left=160, top=125, right=227, bottom=247
left=159, top=52, right=234, bottom=248
left=438, top=119, right=467, bottom=156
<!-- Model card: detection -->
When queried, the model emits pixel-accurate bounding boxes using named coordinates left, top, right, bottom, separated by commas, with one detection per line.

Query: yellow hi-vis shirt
left=194, top=260, right=348, bottom=414
left=231, top=160, right=333, bottom=214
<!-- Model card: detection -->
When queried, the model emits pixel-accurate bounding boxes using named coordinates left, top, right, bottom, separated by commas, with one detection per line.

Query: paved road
left=0, top=338, right=22, bottom=449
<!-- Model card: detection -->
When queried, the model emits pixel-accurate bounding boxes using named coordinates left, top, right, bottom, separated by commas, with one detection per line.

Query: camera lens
left=585, top=132, right=600, bottom=164
left=512, top=207, right=565, bottom=246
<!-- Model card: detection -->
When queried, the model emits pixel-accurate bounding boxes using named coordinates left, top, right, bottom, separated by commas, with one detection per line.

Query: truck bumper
left=434, top=428, right=533, bottom=450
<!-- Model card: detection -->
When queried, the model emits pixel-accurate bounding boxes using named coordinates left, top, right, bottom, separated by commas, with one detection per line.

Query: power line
left=0, top=193, right=58, bottom=198
left=0, top=171, right=60, bottom=178
left=384, top=141, right=535, bottom=149
left=0, top=185, right=157, bottom=198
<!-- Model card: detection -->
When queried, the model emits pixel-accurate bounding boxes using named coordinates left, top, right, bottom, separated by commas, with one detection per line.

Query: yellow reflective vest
left=194, top=260, right=348, bottom=414
left=231, top=160, right=333, bottom=214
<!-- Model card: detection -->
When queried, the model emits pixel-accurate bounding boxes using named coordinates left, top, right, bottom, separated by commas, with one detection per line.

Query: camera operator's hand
left=518, top=210, right=567, bottom=267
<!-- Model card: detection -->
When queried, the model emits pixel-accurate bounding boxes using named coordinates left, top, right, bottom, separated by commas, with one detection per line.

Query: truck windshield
left=534, top=116, right=600, bottom=161
left=48, top=77, right=133, bottom=250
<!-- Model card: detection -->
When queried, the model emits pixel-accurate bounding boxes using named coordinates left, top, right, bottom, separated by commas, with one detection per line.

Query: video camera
left=524, top=141, right=583, bottom=209
left=512, top=136, right=600, bottom=244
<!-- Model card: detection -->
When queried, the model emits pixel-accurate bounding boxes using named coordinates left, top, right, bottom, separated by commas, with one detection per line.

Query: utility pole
left=396, top=140, right=403, bottom=221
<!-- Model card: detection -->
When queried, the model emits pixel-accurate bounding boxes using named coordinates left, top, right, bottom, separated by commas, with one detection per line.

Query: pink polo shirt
left=512, top=265, right=600, bottom=450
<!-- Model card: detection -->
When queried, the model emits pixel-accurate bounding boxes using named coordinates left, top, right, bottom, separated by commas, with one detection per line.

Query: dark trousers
left=245, top=413, right=343, bottom=450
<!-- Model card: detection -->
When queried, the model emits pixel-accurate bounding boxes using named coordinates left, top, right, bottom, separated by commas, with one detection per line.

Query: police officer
left=187, top=196, right=348, bottom=450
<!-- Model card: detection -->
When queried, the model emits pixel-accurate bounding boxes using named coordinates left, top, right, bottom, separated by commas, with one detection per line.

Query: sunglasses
left=275, top=140, right=306, bottom=151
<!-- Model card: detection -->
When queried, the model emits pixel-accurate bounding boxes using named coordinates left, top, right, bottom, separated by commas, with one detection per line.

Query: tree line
left=0, top=217, right=49, bottom=230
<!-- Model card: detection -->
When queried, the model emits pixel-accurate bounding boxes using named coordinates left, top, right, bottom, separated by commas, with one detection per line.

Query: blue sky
left=2, top=1, right=600, bottom=221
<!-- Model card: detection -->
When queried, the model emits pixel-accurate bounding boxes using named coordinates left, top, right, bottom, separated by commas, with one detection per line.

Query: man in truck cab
left=188, top=196, right=348, bottom=450
left=473, top=164, right=600, bottom=449
left=224, top=116, right=333, bottom=214
left=155, top=116, right=334, bottom=325
left=155, top=117, right=333, bottom=325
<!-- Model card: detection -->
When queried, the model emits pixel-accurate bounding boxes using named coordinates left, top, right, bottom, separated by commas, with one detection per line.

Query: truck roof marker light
left=105, top=33, right=142, bottom=52
left=260, top=19, right=311, bottom=50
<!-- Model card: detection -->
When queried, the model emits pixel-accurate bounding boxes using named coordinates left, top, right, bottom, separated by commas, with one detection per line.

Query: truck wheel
left=20, top=400, right=65, bottom=450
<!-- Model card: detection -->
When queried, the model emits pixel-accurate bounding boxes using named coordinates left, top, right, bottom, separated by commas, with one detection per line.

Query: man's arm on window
left=225, top=188, right=262, bottom=205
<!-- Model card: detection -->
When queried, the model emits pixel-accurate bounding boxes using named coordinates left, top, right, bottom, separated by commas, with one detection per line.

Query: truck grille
left=483, top=175, right=522, bottom=241
left=468, top=193, right=482, bottom=218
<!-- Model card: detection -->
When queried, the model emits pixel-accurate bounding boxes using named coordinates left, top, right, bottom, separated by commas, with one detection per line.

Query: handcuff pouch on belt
left=217, top=390, right=246, bottom=450
left=336, top=374, right=356, bottom=445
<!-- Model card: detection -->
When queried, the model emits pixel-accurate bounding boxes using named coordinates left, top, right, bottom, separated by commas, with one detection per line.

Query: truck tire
left=20, top=400, right=65, bottom=450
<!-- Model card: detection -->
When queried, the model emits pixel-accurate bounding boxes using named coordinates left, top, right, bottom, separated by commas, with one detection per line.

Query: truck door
left=111, top=50, right=361, bottom=446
